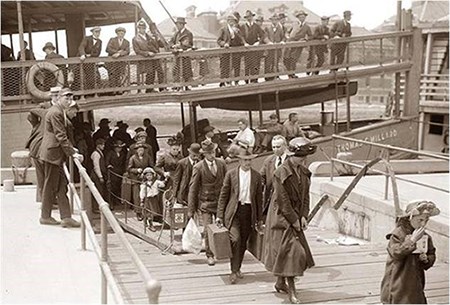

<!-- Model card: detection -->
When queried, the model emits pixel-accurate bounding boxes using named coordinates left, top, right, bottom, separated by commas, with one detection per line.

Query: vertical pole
left=54, top=30, right=59, bottom=53
left=394, top=0, right=402, bottom=118
left=258, top=94, right=263, bottom=126
left=275, top=91, right=281, bottom=123
left=135, top=6, right=139, bottom=36
left=335, top=95, right=339, bottom=134
left=17, top=1, right=26, bottom=62
left=27, top=19, right=33, bottom=52
left=69, top=158, right=74, bottom=214
left=418, top=111, right=425, bottom=150
left=180, top=103, right=185, bottom=128
left=101, top=210, right=107, bottom=304
left=384, top=149, right=390, bottom=200
left=188, top=102, right=197, bottom=144
left=331, top=137, right=335, bottom=181
left=248, top=110, right=253, bottom=129
left=345, top=75, right=351, bottom=132
left=9, top=34, right=15, bottom=59
left=80, top=174, right=86, bottom=251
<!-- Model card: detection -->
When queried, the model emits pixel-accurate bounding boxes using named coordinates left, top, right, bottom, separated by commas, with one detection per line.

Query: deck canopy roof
left=1, top=1, right=142, bottom=35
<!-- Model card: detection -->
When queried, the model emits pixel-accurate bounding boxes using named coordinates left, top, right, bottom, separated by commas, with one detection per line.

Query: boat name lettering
left=336, top=129, right=398, bottom=153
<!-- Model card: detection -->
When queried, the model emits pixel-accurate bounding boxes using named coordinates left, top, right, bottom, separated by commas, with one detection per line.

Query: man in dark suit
left=217, top=150, right=263, bottom=284
left=172, top=143, right=201, bottom=205
left=241, top=10, right=265, bottom=83
left=188, top=139, right=227, bottom=266
left=42, top=42, right=65, bottom=89
left=142, top=118, right=159, bottom=161
left=198, top=125, right=229, bottom=159
left=260, top=135, right=288, bottom=218
left=106, top=27, right=130, bottom=91
left=133, top=20, right=165, bottom=93
left=217, top=15, right=246, bottom=87
left=283, top=10, right=312, bottom=78
left=170, top=17, right=194, bottom=90
left=17, top=41, right=35, bottom=61
left=78, top=26, right=102, bottom=90
left=39, top=88, right=83, bottom=227
left=309, top=16, right=330, bottom=75
left=264, top=13, right=285, bottom=80
left=330, top=10, right=352, bottom=70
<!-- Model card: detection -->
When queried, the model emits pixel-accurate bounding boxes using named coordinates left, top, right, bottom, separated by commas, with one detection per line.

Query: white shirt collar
left=188, top=157, right=195, bottom=165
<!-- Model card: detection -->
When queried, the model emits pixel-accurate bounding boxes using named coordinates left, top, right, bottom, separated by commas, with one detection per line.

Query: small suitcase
left=247, top=229, right=265, bottom=262
left=207, top=223, right=232, bottom=260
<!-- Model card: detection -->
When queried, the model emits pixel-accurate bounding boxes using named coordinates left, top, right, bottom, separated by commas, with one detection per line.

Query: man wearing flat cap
left=170, top=17, right=194, bottom=90
left=217, top=14, right=246, bottom=87
left=39, top=88, right=83, bottom=228
left=78, top=27, right=102, bottom=90
left=106, top=27, right=130, bottom=91
left=263, top=137, right=316, bottom=303
left=330, top=10, right=352, bottom=70
left=284, top=10, right=312, bottom=78
left=241, top=10, right=265, bottom=83
left=133, top=20, right=166, bottom=92
left=217, top=149, right=263, bottom=284
left=188, top=139, right=227, bottom=266
left=309, top=16, right=330, bottom=75
left=264, top=13, right=285, bottom=80
left=172, top=143, right=201, bottom=205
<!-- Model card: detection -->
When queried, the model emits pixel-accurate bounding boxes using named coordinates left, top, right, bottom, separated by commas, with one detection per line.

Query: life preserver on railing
left=26, top=62, right=65, bottom=100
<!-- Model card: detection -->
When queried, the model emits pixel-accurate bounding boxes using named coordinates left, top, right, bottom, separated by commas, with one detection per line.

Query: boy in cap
left=308, top=16, right=330, bottom=75
left=132, top=20, right=166, bottom=92
left=106, top=27, right=130, bottom=92
left=330, top=10, right=352, bottom=70
left=170, top=17, right=194, bottom=90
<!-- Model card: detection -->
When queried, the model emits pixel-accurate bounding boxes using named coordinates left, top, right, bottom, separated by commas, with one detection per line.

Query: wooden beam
left=1, top=3, right=136, bottom=16
left=403, top=28, right=423, bottom=117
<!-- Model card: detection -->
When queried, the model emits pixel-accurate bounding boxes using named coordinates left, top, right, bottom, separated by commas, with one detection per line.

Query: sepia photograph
left=1, top=0, right=449, bottom=303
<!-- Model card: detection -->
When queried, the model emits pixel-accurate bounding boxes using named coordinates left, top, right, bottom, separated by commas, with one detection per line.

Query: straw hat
left=286, top=137, right=317, bottom=157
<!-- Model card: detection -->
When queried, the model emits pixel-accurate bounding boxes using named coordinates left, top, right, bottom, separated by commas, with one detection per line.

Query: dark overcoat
left=263, top=158, right=315, bottom=277
left=264, top=24, right=285, bottom=43
left=217, top=167, right=262, bottom=230
left=171, top=157, right=194, bottom=204
left=106, top=37, right=130, bottom=56
left=260, top=154, right=277, bottom=214
left=188, top=158, right=226, bottom=214
left=380, top=223, right=436, bottom=304
left=217, top=26, right=245, bottom=47
left=78, top=35, right=102, bottom=57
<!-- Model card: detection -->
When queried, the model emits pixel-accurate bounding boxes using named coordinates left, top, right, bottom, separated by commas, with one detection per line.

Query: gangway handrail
left=332, top=134, right=450, bottom=161
left=64, top=158, right=161, bottom=304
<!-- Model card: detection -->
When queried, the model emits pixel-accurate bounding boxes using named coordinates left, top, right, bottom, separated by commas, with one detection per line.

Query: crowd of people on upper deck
left=2, top=9, right=352, bottom=93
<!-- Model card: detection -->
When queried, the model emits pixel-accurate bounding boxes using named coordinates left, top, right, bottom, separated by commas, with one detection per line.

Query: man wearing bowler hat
left=283, top=10, right=312, bottom=78
left=188, top=139, right=227, bottom=266
left=217, top=149, right=263, bottom=284
left=78, top=26, right=102, bottom=90
left=132, top=20, right=166, bottom=93
left=330, top=10, right=352, bottom=70
left=43, top=42, right=63, bottom=59
left=106, top=27, right=130, bottom=92
left=170, top=17, right=194, bottom=90
left=172, top=143, right=201, bottom=205
left=241, top=10, right=265, bottom=83
left=309, top=16, right=330, bottom=75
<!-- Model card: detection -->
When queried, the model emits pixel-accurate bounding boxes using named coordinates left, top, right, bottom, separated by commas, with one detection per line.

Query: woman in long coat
left=263, top=137, right=316, bottom=304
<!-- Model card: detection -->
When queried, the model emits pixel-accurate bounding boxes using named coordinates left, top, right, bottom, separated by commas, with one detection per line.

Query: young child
left=380, top=200, right=440, bottom=304
left=139, top=167, right=166, bottom=232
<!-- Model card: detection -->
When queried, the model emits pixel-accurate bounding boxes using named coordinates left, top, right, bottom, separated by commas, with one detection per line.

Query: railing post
left=80, top=173, right=87, bottom=251
left=69, top=157, right=74, bottom=214
left=101, top=208, right=108, bottom=304
left=384, top=149, right=391, bottom=200
left=331, top=136, right=335, bottom=181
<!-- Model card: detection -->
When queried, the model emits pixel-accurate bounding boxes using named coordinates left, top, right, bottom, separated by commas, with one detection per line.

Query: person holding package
left=263, top=137, right=316, bottom=304
left=188, top=139, right=227, bottom=266
left=380, top=200, right=439, bottom=304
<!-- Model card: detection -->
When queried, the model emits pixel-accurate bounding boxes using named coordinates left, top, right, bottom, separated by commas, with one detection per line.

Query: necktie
left=277, top=157, right=282, bottom=168
left=210, top=162, right=217, bottom=176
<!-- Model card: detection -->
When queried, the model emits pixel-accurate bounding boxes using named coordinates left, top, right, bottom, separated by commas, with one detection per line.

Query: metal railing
left=420, top=74, right=449, bottom=102
left=1, top=30, right=413, bottom=105
left=63, top=158, right=161, bottom=304
left=330, top=134, right=449, bottom=202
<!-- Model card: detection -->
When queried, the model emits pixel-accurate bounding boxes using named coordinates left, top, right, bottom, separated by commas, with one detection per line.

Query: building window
left=365, top=96, right=370, bottom=103
left=429, top=114, right=444, bottom=135
left=379, top=96, right=384, bottom=104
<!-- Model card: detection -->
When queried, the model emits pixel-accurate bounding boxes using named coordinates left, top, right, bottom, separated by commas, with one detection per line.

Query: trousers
left=202, top=211, right=216, bottom=258
left=229, top=204, right=253, bottom=273
left=41, top=162, right=71, bottom=220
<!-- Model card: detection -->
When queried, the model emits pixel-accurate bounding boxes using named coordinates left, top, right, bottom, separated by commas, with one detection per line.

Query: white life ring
left=26, top=62, right=64, bottom=100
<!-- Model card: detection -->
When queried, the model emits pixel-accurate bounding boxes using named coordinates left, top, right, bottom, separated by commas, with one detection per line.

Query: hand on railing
left=73, top=152, right=84, bottom=163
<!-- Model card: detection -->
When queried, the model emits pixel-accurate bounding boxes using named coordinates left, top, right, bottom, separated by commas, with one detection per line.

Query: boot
left=147, top=219, right=156, bottom=232
left=274, top=276, right=288, bottom=294
left=287, top=277, right=301, bottom=304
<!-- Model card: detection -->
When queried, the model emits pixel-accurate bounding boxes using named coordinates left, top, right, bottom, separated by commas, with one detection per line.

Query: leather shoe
left=40, top=217, right=60, bottom=225
left=229, top=272, right=238, bottom=284
left=61, top=218, right=81, bottom=228
left=236, top=270, right=243, bottom=279
left=274, top=283, right=289, bottom=294
left=207, top=257, right=215, bottom=266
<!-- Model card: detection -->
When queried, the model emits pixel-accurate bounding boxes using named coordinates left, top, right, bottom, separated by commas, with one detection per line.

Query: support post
left=188, top=102, right=197, bottom=144
left=384, top=149, right=391, bottom=200
left=69, top=158, right=74, bottom=214
left=80, top=174, right=86, bottom=251
left=258, top=94, right=263, bottom=126
left=331, top=137, right=335, bottom=181
left=248, top=110, right=253, bottom=129
left=17, top=1, right=25, bottom=62
left=54, top=30, right=59, bottom=53
left=394, top=1, right=402, bottom=118
left=27, top=18, right=33, bottom=51
left=403, top=28, right=423, bottom=119
left=180, top=103, right=185, bottom=128
left=275, top=91, right=280, bottom=123
left=101, top=211, right=107, bottom=304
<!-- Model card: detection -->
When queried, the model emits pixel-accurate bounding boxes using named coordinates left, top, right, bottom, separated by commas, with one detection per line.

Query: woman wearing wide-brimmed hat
left=263, top=137, right=316, bottom=304
left=155, top=135, right=184, bottom=178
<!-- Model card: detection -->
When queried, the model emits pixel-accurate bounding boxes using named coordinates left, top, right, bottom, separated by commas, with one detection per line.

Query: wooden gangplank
left=106, top=227, right=449, bottom=304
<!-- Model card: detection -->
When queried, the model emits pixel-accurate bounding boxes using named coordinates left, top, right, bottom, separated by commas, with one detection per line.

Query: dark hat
left=255, top=15, right=264, bottom=22
left=137, top=20, right=147, bottom=28
left=232, top=11, right=241, bottom=19
left=90, top=26, right=101, bottom=33
left=175, top=17, right=187, bottom=24
left=115, top=27, right=126, bottom=33
left=203, top=125, right=215, bottom=133
left=321, top=15, right=330, bottom=20
left=343, top=10, right=352, bottom=16
left=115, top=120, right=124, bottom=127
left=99, top=118, right=111, bottom=126
left=237, top=150, right=257, bottom=160
left=277, top=12, right=287, bottom=19
left=269, top=13, right=280, bottom=20
left=244, top=10, right=256, bottom=19
left=295, top=10, right=308, bottom=17
left=113, top=139, right=126, bottom=147
left=200, top=139, right=218, bottom=153
left=167, top=136, right=181, bottom=146
left=227, top=14, right=238, bottom=22
left=59, top=88, right=73, bottom=96
left=42, top=42, right=56, bottom=52
left=287, top=137, right=317, bottom=157
left=188, top=143, right=201, bottom=155
left=95, top=138, right=106, bottom=146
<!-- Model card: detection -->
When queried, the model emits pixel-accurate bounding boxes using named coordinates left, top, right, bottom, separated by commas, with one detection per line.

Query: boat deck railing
left=330, top=134, right=449, bottom=214
left=1, top=31, right=413, bottom=107
left=63, top=158, right=161, bottom=304
left=420, top=74, right=449, bottom=103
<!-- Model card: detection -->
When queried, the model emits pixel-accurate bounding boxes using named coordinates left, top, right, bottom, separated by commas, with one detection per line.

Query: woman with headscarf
left=263, top=137, right=316, bottom=304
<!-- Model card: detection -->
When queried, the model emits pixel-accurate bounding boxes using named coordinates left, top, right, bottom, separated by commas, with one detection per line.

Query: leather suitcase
left=247, top=229, right=265, bottom=262
left=207, top=223, right=232, bottom=260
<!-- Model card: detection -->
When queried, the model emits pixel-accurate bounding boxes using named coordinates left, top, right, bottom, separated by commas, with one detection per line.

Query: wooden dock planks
left=105, top=226, right=449, bottom=304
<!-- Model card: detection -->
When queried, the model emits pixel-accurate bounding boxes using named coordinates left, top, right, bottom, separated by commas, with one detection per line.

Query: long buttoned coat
left=216, top=167, right=262, bottom=230
left=263, top=158, right=315, bottom=277
left=260, top=154, right=277, bottom=215
left=172, top=157, right=195, bottom=204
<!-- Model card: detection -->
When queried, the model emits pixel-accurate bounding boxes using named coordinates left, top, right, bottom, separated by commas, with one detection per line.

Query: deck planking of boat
left=105, top=226, right=449, bottom=304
